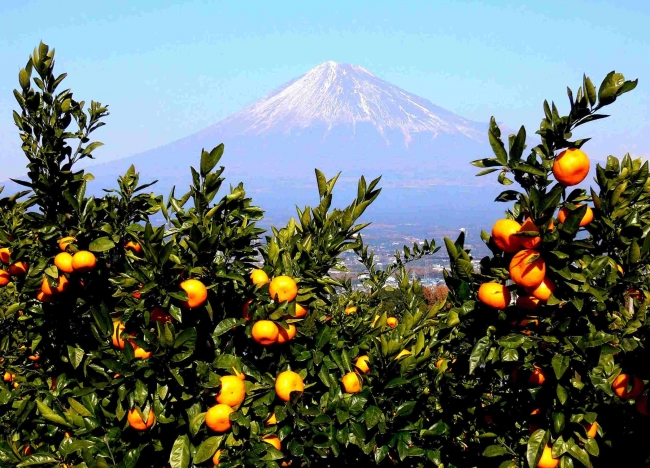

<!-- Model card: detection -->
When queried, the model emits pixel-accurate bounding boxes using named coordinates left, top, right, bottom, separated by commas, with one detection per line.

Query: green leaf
left=526, top=429, right=549, bottom=468
left=488, top=117, right=508, bottom=164
left=213, top=318, right=240, bottom=337
left=469, top=336, right=490, bottom=374
left=67, top=397, right=92, bottom=417
left=364, top=406, right=382, bottom=429
left=598, top=71, right=625, bottom=105
left=194, top=436, right=223, bottom=464
left=169, top=434, right=190, bottom=468
left=483, top=445, right=508, bottom=457
left=88, top=236, right=115, bottom=252
left=551, top=355, right=570, bottom=379
left=201, top=144, right=224, bottom=177
left=67, top=345, right=84, bottom=369
left=16, top=454, right=59, bottom=467
left=189, top=412, right=206, bottom=437
left=36, top=400, right=71, bottom=427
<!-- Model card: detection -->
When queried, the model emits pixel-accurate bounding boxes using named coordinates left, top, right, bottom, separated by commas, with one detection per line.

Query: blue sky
left=0, top=0, right=649, bottom=179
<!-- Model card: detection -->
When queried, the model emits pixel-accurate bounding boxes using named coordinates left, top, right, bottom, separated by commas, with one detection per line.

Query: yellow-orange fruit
left=386, top=317, right=398, bottom=328
left=509, top=250, right=545, bottom=288
left=0, top=270, right=9, bottom=287
left=58, top=236, right=76, bottom=251
left=345, top=305, right=358, bottom=315
left=250, top=269, right=269, bottom=286
left=262, top=434, right=281, bottom=451
left=54, top=252, right=74, bottom=273
left=537, top=445, right=559, bottom=468
left=265, top=413, right=278, bottom=426
left=528, top=366, right=546, bottom=386
left=342, top=372, right=361, bottom=393
left=124, top=240, right=142, bottom=253
left=355, top=355, right=370, bottom=373
left=71, top=251, right=96, bottom=272
left=294, top=303, right=308, bottom=318
left=41, top=275, right=69, bottom=295
left=252, top=320, right=279, bottom=345
left=0, top=248, right=10, bottom=263
left=612, top=374, right=644, bottom=399
left=552, top=148, right=590, bottom=186
left=558, top=205, right=593, bottom=227
left=269, top=276, right=298, bottom=302
left=478, top=283, right=511, bottom=309
left=491, top=219, right=522, bottom=253
left=585, top=421, right=598, bottom=438
left=216, top=375, right=246, bottom=407
left=127, top=408, right=155, bottom=430
left=36, top=291, right=53, bottom=303
left=276, top=324, right=297, bottom=344
left=8, top=261, right=28, bottom=276
left=112, top=321, right=127, bottom=349
left=179, top=279, right=208, bottom=308
left=205, top=404, right=234, bottom=432
left=212, top=449, right=223, bottom=466
left=275, top=370, right=304, bottom=402
left=528, top=277, right=556, bottom=301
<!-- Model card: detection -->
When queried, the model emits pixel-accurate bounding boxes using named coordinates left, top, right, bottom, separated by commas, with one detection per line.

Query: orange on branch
left=491, top=219, right=522, bottom=253
left=112, top=321, right=127, bottom=349
left=612, top=374, right=644, bottom=399
left=553, top=148, right=590, bottom=186
left=250, top=269, right=269, bottom=286
left=342, top=372, right=361, bottom=393
left=0, top=247, right=10, bottom=263
left=509, top=249, right=545, bottom=288
left=36, top=291, right=53, bottom=303
left=345, top=305, right=358, bottom=315
left=179, top=278, right=208, bottom=308
left=252, top=320, right=279, bottom=345
left=294, top=303, right=308, bottom=318
left=355, top=355, right=370, bottom=373
left=58, top=236, right=76, bottom=251
left=262, top=434, right=281, bottom=451
left=537, top=445, right=559, bottom=468
left=585, top=421, right=598, bottom=438
left=150, top=307, right=173, bottom=323
left=269, top=275, right=298, bottom=302
left=41, top=275, right=69, bottom=295
left=8, top=261, right=28, bottom=276
left=528, top=277, right=555, bottom=301
left=205, top=404, right=234, bottom=432
left=216, top=375, right=246, bottom=407
left=528, top=366, right=546, bottom=386
left=275, top=370, right=304, bottom=402
left=478, top=282, right=511, bottom=309
left=265, top=413, right=278, bottom=426
left=127, top=408, right=155, bottom=431
left=54, top=252, right=74, bottom=273
left=72, top=251, right=96, bottom=272
left=386, top=317, right=398, bottom=328
left=0, top=270, right=9, bottom=287
left=212, top=449, right=223, bottom=466
left=276, top=324, right=297, bottom=344
left=558, top=204, right=593, bottom=227
left=124, top=240, right=142, bottom=253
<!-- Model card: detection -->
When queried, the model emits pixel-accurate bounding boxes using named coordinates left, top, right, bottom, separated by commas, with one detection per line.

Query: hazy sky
left=1, top=0, right=649, bottom=179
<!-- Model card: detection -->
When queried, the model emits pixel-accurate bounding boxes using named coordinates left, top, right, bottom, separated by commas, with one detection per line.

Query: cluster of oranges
left=246, top=270, right=304, bottom=346
left=340, top=355, right=371, bottom=394
left=0, top=245, right=29, bottom=288
left=612, top=373, right=648, bottom=416
left=112, top=320, right=152, bottom=360
left=38, top=237, right=97, bottom=302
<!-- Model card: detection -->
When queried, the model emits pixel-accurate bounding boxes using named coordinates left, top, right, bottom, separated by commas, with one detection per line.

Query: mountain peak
left=213, top=62, right=484, bottom=144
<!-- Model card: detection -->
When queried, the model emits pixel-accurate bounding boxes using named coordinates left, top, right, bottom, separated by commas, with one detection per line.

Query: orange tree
left=0, top=43, right=453, bottom=468
left=439, top=70, right=650, bottom=467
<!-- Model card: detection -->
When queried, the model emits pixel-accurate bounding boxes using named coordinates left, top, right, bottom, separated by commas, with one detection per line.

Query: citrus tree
left=440, top=71, right=650, bottom=467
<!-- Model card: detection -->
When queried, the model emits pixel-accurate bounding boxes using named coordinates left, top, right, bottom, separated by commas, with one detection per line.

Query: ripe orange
left=342, top=372, right=361, bottom=393
left=205, top=404, right=234, bottom=432
left=216, top=375, right=246, bottom=407
left=36, top=291, right=53, bottom=303
left=250, top=269, right=269, bottom=286
left=276, top=324, right=297, bottom=344
left=179, top=279, right=208, bottom=308
left=242, top=299, right=253, bottom=321
left=612, top=374, right=644, bottom=399
left=212, top=449, right=223, bottom=466
left=537, top=445, right=559, bottom=468
left=0, top=247, right=10, bottom=263
left=518, top=218, right=542, bottom=249
left=8, top=261, right=28, bottom=276
left=509, top=250, right=545, bottom=288
left=127, top=408, right=155, bottom=430
left=516, top=295, right=540, bottom=310
left=269, top=276, right=298, bottom=302
left=275, top=370, right=305, bottom=402
left=636, top=394, right=649, bottom=416
left=558, top=204, right=593, bottom=227
left=150, top=307, right=173, bottom=323
left=54, top=252, right=74, bottom=274
left=262, top=434, right=281, bottom=451
left=345, top=305, right=358, bottom=315
left=294, top=303, right=308, bottom=318
left=552, top=148, right=590, bottom=186
left=72, top=251, right=97, bottom=273
left=530, top=407, right=542, bottom=416
left=41, top=275, right=69, bottom=295
left=395, top=349, right=411, bottom=360
left=491, top=219, right=522, bottom=253
left=386, top=317, right=398, bottom=328
left=528, top=277, right=555, bottom=301
left=27, top=354, right=40, bottom=361
left=265, top=413, right=278, bottom=426
left=252, top=320, right=279, bottom=345
left=0, top=270, right=9, bottom=287
left=132, top=344, right=152, bottom=360
left=585, top=421, right=598, bottom=438
left=528, top=366, right=546, bottom=386
left=58, top=236, right=76, bottom=251
left=124, top=240, right=142, bottom=253
left=355, top=355, right=370, bottom=373
left=3, top=372, right=12, bottom=382
left=478, top=283, right=511, bottom=309
left=112, top=321, right=127, bottom=349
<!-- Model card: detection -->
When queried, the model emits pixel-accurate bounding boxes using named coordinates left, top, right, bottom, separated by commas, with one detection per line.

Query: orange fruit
left=386, top=317, right=398, bottom=328
left=355, top=355, right=370, bottom=373
left=12, top=382, right=19, bottom=389
left=617, top=264, right=624, bottom=275
left=112, top=321, right=127, bottom=349
left=342, top=372, right=361, bottom=393
left=528, top=366, right=546, bottom=386
left=275, top=370, right=304, bottom=402
left=518, top=218, right=542, bottom=249
left=585, top=421, right=598, bottom=438
left=528, top=277, right=555, bottom=301
left=345, top=305, right=358, bottom=315
left=150, top=307, right=173, bottom=323
left=491, top=219, right=522, bottom=253
left=636, top=394, right=649, bottom=416
left=478, top=282, right=511, bottom=309
left=252, top=320, right=279, bottom=345
left=518, top=318, right=539, bottom=327
left=27, top=355, right=40, bottom=361
left=516, top=295, right=540, bottom=310
left=537, top=445, right=559, bottom=468
left=205, top=404, right=234, bottom=432
left=132, top=290, right=141, bottom=299
left=179, top=279, right=208, bottom=308
left=265, top=413, right=278, bottom=426
left=3, top=372, right=12, bottom=382
left=58, top=236, right=76, bottom=251
left=232, top=367, right=246, bottom=381
left=558, top=204, right=593, bottom=227
left=269, top=276, right=298, bottom=302
left=294, top=303, right=308, bottom=318
left=36, top=291, right=53, bottom=303
left=242, top=299, right=253, bottom=321
left=553, top=148, right=590, bottom=186
left=509, top=250, right=545, bottom=288
left=216, top=375, right=246, bottom=407
left=0, top=270, right=9, bottom=287
left=250, top=269, right=269, bottom=286
left=54, top=252, right=74, bottom=273
left=71, top=251, right=96, bottom=272
left=281, top=461, right=292, bottom=467
left=127, top=408, right=155, bottom=430
left=41, top=275, right=69, bottom=295
left=276, top=324, right=297, bottom=344
left=124, top=240, right=142, bottom=253
left=612, top=374, right=644, bottom=399
left=0, top=247, right=10, bottom=263
left=530, top=407, right=542, bottom=416
left=8, top=261, right=28, bottom=276
left=132, top=344, right=152, bottom=360
left=212, top=449, right=223, bottom=466
left=262, top=434, right=281, bottom=451
left=395, top=349, right=411, bottom=360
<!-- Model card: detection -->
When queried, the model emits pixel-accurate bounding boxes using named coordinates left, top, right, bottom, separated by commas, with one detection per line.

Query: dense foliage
left=0, top=43, right=648, bottom=468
